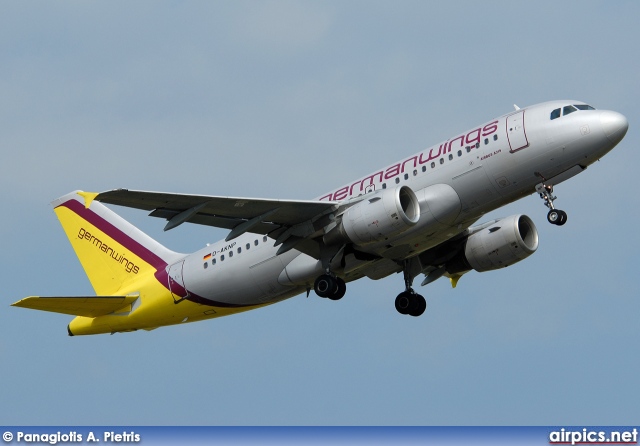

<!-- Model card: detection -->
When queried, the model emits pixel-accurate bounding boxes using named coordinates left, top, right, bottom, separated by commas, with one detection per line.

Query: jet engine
left=324, top=186, right=420, bottom=246
left=446, top=215, right=539, bottom=273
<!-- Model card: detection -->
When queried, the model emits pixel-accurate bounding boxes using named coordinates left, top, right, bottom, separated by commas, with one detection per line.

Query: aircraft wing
left=11, top=295, right=139, bottom=318
left=92, top=189, right=340, bottom=254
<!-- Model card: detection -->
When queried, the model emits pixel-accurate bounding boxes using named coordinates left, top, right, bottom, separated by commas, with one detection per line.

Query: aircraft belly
left=248, top=255, right=289, bottom=301
left=489, top=140, right=585, bottom=196
left=278, top=253, right=322, bottom=287
left=452, top=164, right=500, bottom=214
left=188, top=269, right=265, bottom=305
left=182, top=245, right=289, bottom=306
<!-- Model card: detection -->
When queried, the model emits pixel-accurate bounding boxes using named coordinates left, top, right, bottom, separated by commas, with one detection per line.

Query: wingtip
left=76, top=191, right=99, bottom=209
left=10, top=296, right=34, bottom=308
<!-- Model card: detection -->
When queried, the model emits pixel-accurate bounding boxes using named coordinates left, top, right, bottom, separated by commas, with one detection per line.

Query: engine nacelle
left=447, top=215, right=539, bottom=273
left=324, top=186, right=420, bottom=246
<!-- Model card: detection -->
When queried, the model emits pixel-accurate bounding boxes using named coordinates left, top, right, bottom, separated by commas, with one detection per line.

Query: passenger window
left=484, top=138, right=489, bottom=145
left=563, top=105, right=577, bottom=116
left=212, top=258, right=216, bottom=265
left=404, top=173, right=409, bottom=180
left=439, top=158, right=444, bottom=165
left=421, top=166, right=426, bottom=172
left=431, top=162, right=435, bottom=168
left=395, top=178, right=400, bottom=184
left=263, top=236, right=267, bottom=242
left=382, top=183, right=386, bottom=189
left=237, top=247, right=241, bottom=254
left=448, top=154, right=453, bottom=160
left=229, top=251, right=233, bottom=258
left=254, top=240, right=258, bottom=246
left=221, top=255, right=225, bottom=261
left=550, top=108, right=561, bottom=120
left=246, top=243, right=250, bottom=250
left=493, top=134, right=498, bottom=141
left=457, top=150, right=462, bottom=157
left=475, top=142, right=480, bottom=148
left=203, top=262, right=208, bottom=269
left=466, top=146, right=471, bottom=153
left=413, top=169, right=417, bottom=176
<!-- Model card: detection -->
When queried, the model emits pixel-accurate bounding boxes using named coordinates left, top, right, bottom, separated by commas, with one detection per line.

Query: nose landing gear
left=547, top=209, right=567, bottom=226
left=536, top=183, right=567, bottom=226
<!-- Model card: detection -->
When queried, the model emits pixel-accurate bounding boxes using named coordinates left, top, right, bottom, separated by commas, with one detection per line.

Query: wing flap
left=11, top=295, right=139, bottom=318
left=148, top=208, right=281, bottom=234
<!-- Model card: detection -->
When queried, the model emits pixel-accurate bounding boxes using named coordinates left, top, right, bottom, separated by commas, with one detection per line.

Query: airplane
left=12, top=100, right=628, bottom=336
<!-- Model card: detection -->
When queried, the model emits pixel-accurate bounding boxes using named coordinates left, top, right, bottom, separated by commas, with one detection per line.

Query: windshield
left=550, top=104, right=596, bottom=120
left=574, top=104, right=596, bottom=111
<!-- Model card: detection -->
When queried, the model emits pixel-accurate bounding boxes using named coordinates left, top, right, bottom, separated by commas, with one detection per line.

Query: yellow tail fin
left=52, top=191, right=182, bottom=295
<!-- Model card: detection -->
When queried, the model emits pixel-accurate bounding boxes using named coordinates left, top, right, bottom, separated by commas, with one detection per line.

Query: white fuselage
left=175, top=100, right=626, bottom=306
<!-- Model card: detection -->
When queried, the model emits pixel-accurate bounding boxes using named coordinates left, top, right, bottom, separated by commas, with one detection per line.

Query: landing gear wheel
left=396, top=260, right=427, bottom=316
left=547, top=209, right=567, bottom=226
left=314, top=274, right=336, bottom=298
left=315, top=275, right=346, bottom=300
left=395, top=291, right=415, bottom=315
left=328, top=277, right=346, bottom=301
left=395, top=291, right=427, bottom=316
left=409, top=294, right=426, bottom=317
left=557, top=210, right=567, bottom=226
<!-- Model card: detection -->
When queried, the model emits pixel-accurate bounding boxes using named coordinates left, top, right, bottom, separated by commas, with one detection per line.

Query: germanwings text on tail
left=12, top=100, right=628, bottom=335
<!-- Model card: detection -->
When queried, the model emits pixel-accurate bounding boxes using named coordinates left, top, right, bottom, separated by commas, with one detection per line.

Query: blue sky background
left=1, top=1, right=638, bottom=425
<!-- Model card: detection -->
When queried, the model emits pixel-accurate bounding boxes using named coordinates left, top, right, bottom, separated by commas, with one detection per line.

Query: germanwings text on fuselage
left=319, top=121, right=498, bottom=201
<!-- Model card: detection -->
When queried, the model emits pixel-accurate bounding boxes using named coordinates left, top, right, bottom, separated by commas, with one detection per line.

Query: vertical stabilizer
left=52, top=191, right=183, bottom=295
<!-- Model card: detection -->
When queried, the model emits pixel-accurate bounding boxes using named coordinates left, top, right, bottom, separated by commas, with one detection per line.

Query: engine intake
left=324, top=186, right=420, bottom=246
left=447, top=214, right=539, bottom=273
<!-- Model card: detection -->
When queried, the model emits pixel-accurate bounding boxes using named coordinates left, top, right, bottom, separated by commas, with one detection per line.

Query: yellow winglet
left=76, top=191, right=99, bottom=209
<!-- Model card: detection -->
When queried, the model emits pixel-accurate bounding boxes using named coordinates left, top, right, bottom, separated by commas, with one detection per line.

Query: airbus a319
left=12, top=100, right=628, bottom=335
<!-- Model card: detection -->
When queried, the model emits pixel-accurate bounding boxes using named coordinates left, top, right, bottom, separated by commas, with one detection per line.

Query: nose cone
left=600, top=110, right=629, bottom=145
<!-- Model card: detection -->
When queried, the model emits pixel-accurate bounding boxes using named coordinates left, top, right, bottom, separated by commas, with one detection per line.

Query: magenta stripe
left=60, top=199, right=168, bottom=269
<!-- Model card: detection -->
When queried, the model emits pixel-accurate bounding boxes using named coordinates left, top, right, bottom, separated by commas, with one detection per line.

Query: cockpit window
left=551, top=104, right=595, bottom=120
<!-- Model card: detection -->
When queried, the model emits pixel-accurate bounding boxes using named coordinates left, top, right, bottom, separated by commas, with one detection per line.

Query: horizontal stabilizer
left=11, top=294, right=139, bottom=318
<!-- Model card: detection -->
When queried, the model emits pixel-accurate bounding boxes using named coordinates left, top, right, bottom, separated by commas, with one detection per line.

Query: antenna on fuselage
left=513, top=104, right=520, bottom=111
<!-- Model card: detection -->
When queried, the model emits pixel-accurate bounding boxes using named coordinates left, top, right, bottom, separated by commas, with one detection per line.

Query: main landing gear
left=312, top=254, right=426, bottom=317
left=395, top=262, right=426, bottom=317
left=536, top=183, right=567, bottom=226
left=314, top=273, right=346, bottom=300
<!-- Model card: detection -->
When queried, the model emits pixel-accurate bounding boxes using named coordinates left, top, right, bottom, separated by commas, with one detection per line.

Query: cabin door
left=507, top=110, right=529, bottom=152
left=168, top=260, right=189, bottom=303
